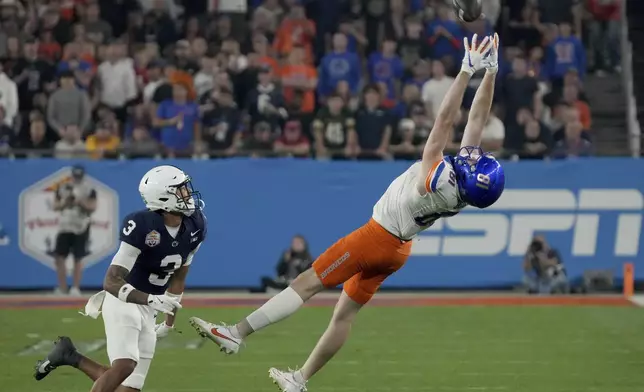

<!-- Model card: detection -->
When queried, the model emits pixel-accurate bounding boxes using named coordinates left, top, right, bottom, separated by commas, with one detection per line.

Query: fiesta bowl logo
left=18, top=168, right=119, bottom=272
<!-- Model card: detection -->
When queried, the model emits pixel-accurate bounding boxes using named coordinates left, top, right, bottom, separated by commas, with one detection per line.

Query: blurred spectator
left=523, top=235, right=568, bottom=294
left=480, top=108, right=505, bottom=154
left=0, top=62, right=18, bottom=126
left=390, top=103, right=429, bottom=160
left=154, top=83, right=200, bottom=157
left=0, top=107, right=13, bottom=156
left=385, top=0, right=406, bottom=42
left=14, top=115, right=54, bottom=158
left=47, top=71, right=92, bottom=135
left=194, top=57, right=217, bottom=99
left=426, top=4, right=463, bottom=70
left=97, top=41, right=137, bottom=123
left=37, top=30, right=62, bottom=62
left=245, top=66, right=287, bottom=131
left=368, top=38, right=404, bottom=103
left=121, top=125, right=160, bottom=159
left=13, top=39, right=56, bottom=112
left=253, top=0, right=285, bottom=34
left=422, top=60, right=454, bottom=123
left=202, top=87, right=243, bottom=156
left=279, top=45, right=317, bottom=114
left=274, top=120, right=310, bottom=157
left=502, top=57, right=541, bottom=150
left=545, top=22, right=586, bottom=86
left=318, top=33, right=361, bottom=99
left=398, top=17, right=430, bottom=72
left=354, top=85, right=392, bottom=160
left=312, top=93, right=356, bottom=159
left=245, top=121, right=275, bottom=157
left=86, top=122, right=121, bottom=159
left=406, top=59, right=431, bottom=90
left=260, top=234, right=313, bottom=291
left=142, top=60, right=166, bottom=103
left=562, top=85, right=591, bottom=130
left=54, top=125, right=86, bottom=159
left=173, top=39, right=199, bottom=74
left=507, top=3, right=544, bottom=50
left=587, top=0, right=621, bottom=75
left=393, top=84, right=422, bottom=119
left=84, top=2, right=113, bottom=44
left=552, top=106, right=591, bottom=143
left=273, top=3, right=315, bottom=62
left=517, top=119, right=551, bottom=160
left=251, top=34, right=279, bottom=72
left=337, top=17, right=368, bottom=54
left=552, top=118, right=593, bottom=159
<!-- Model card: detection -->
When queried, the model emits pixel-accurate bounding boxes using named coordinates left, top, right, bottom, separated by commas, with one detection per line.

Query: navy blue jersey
left=119, top=209, right=207, bottom=295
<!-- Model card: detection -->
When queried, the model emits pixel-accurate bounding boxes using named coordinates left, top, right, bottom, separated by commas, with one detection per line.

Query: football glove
left=460, top=33, right=491, bottom=76
left=147, top=294, right=182, bottom=315
left=155, top=322, right=174, bottom=338
left=482, top=33, right=499, bottom=73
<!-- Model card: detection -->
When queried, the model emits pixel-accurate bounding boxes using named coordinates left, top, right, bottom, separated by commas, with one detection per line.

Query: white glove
left=460, top=33, right=491, bottom=76
left=147, top=294, right=182, bottom=315
left=482, top=33, right=499, bottom=73
left=155, top=322, right=174, bottom=338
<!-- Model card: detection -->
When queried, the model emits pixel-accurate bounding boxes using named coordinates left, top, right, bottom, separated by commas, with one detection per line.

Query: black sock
left=69, top=350, right=82, bottom=368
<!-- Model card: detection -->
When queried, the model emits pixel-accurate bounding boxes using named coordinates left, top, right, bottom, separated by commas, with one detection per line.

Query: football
left=452, top=0, right=482, bottom=23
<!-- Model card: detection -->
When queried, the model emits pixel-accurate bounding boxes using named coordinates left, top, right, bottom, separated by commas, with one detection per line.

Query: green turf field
left=2, top=305, right=644, bottom=392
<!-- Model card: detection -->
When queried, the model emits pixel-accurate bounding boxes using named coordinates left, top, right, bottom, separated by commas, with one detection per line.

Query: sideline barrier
left=0, top=158, right=642, bottom=289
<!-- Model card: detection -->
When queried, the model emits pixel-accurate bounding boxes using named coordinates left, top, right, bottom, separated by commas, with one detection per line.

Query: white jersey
left=372, top=159, right=466, bottom=240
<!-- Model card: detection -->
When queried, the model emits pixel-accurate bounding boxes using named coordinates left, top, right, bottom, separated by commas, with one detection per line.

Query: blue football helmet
left=452, top=146, right=505, bottom=208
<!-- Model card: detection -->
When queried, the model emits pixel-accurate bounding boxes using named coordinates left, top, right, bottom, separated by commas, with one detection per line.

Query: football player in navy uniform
left=33, top=165, right=207, bottom=392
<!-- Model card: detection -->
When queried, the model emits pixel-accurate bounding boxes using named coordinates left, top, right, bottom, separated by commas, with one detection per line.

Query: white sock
left=246, top=287, right=304, bottom=332
left=229, top=325, right=242, bottom=339
left=293, top=370, right=306, bottom=383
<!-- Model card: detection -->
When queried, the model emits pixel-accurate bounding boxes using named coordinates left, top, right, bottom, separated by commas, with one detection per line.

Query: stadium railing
left=623, top=0, right=642, bottom=156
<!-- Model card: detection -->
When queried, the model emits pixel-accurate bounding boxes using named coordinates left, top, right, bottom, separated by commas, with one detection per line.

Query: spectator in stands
left=562, top=84, right=591, bottom=129
left=398, top=16, right=431, bottom=76
left=194, top=57, right=217, bottom=99
left=260, top=234, right=313, bottom=292
left=385, top=0, right=407, bottom=42
left=517, top=119, right=551, bottom=160
left=54, top=124, right=86, bottom=159
left=14, top=39, right=56, bottom=113
left=251, top=34, right=279, bottom=72
left=121, top=125, right=160, bottom=159
left=245, top=65, right=288, bottom=131
left=523, top=235, right=568, bottom=294
left=318, top=33, right=361, bottom=100
left=480, top=107, right=505, bottom=154
left=552, top=116, right=593, bottom=159
left=552, top=106, right=590, bottom=143
left=507, top=3, right=544, bottom=50
left=142, top=60, right=166, bottom=104
left=245, top=121, right=275, bottom=157
left=0, top=107, right=13, bottom=156
left=273, top=3, right=315, bottom=61
left=313, top=93, right=356, bottom=159
left=279, top=45, right=317, bottom=115
left=393, top=83, right=422, bottom=120
left=47, top=70, right=92, bottom=135
left=253, top=0, right=285, bottom=35
left=337, top=17, right=368, bottom=54
left=97, top=41, right=137, bottom=123
left=502, top=57, right=541, bottom=150
left=368, top=38, right=404, bottom=103
left=86, top=121, right=121, bottom=159
left=273, top=120, right=310, bottom=157
left=14, top=115, right=54, bottom=158
left=390, top=103, right=429, bottom=160
left=355, top=85, right=392, bottom=160
left=84, top=2, right=113, bottom=44
left=422, top=60, right=454, bottom=124
left=155, top=82, right=200, bottom=157
left=202, top=87, right=243, bottom=156
left=0, top=62, right=18, bottom=127
left=406, top=59, right=431, bottom=91
left=173, top=39, right=199, bottom=74
left=545, top=22, right=586, bottom=87
left=426, top=4, right=463, bottom=72
left=587, top=0, right=621, bottom=76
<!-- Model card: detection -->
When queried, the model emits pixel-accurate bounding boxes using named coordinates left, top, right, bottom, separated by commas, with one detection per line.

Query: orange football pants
left=312, top=219, right=412, bottom=304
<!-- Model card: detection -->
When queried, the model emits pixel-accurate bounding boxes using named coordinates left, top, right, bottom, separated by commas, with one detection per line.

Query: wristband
left=118, top=283, right=136, bottom=302
left=164, top=291, right=183, bottom=303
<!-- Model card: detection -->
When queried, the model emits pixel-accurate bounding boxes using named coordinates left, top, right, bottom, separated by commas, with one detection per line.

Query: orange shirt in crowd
left=258, top=56, right=279, bottom=73
left=575, top=100, right=592, bottom=130
left=279, top=64, right=317, bottom=113
left=273, top=19, right=315, bottom=62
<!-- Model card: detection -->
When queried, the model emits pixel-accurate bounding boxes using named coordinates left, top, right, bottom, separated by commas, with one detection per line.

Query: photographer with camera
left=523, top=235, right=569, bottom=294
left=52, top=165, right=97, bottom=296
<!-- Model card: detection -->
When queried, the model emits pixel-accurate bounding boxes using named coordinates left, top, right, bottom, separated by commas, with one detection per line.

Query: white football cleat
left=269, top=368, right=307, bottom=392
left=189, top=317, right=242, bottom=354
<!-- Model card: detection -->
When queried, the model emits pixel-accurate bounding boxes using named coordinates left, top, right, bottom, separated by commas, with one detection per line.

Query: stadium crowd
left=0, top=0, right=621, bottom=161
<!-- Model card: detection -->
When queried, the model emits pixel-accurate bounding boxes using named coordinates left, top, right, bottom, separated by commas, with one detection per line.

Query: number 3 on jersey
left=149, top=254, right=182, bottom=286
left=122, top=220, right=136, bottom=236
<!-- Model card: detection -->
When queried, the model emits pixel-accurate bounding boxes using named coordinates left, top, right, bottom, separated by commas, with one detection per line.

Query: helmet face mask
left=453, top=146, right=505, bottom=209
left=139, top=166, right=202, bottom=216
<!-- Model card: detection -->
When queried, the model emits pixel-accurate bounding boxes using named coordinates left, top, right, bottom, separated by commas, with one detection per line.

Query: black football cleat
left=33, top=336, right=79, bottom=381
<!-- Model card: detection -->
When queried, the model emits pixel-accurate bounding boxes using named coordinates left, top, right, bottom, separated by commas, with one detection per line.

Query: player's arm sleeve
left=184, top=243, right=201, bottom=267
left=423, top=159, right=447, bottom=194
left=110, top=241, right=142, bottom=271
